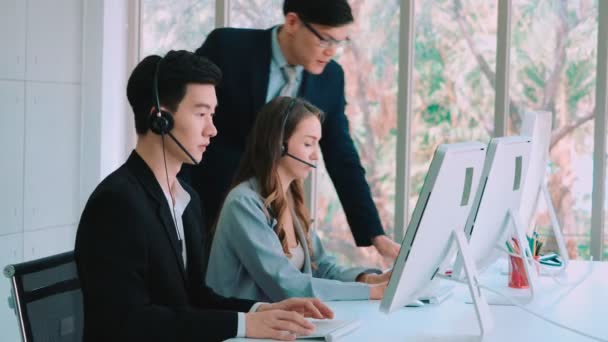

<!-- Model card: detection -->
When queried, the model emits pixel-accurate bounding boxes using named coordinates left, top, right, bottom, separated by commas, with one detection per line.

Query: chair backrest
left=3, top=251, right=83, bottom=342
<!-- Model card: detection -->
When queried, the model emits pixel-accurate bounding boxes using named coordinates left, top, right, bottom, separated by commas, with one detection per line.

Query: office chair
left=3, top=251, right=83, bottom=342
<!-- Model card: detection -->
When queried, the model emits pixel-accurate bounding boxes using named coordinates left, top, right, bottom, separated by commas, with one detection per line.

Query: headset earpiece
left=149, top=109, right=174, bottom=135
left=279, top=98, right=297, bottom=157
left=150, top=56, right=175, bottom=136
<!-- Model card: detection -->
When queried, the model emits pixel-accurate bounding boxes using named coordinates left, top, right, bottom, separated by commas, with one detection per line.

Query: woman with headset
left=206, top=96, right=390, bottom=302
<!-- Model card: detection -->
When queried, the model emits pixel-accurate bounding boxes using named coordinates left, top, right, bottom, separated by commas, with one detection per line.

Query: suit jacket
left=188, top=27, right=384, bottom=247
left=74, top=151, right=256, bottom=342
left=206, top=178, right=380, bottom=302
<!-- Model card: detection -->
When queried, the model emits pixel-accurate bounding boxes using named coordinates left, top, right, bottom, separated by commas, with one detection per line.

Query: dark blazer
left=188, top=27, right=384, bottom=247
left=75, top=151, right=256, bottom=342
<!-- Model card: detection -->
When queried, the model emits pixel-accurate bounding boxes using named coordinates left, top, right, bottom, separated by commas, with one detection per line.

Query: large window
left=230, top=0, right=282, bottom=28
left=139, top=0, right=608, bottom=262
left=508, top=0, right=598, bottom=259
left=410, top=0, right=497, bottom=215
left=141, top=0, right=214, bottom=56
left=315, top=0, right=400, bottom=268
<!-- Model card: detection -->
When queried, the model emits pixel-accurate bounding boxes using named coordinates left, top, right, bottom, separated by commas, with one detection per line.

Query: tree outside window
left=141, top=0, right=214, bottom=56
left=508, top=0, right=597, bottom=259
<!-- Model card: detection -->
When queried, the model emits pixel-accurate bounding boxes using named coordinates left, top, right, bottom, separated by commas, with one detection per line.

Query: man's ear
left=283, top=12, right=300, bottom=34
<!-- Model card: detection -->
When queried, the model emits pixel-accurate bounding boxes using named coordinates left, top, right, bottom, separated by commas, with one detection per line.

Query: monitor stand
left=453, top=208, right=538, bottom=305
left=539, top=184, right=570, bottom=270
left=446, top=229, right=494, bottom=336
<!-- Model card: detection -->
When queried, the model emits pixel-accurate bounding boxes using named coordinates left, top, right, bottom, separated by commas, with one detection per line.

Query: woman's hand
left=357, top=270, right=392, bottom=284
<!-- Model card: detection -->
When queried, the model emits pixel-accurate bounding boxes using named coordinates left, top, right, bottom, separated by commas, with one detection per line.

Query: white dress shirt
left=163, top=181, right=264, bottom=337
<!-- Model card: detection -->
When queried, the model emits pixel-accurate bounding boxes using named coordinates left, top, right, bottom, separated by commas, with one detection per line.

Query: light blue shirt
left=265, top=25, right=304, bottom=102
left=207, top=178, right=382, bottom=302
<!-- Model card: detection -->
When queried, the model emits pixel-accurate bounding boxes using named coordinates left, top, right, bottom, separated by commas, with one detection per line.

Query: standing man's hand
left=372, top=235, right=400, bottom=261
left=257, top=298, right=334, bottom=319
left=368, top=282, right=388, bottom=300
left=357, top=271, right=392, bottom=284
left=245, top=310, right=314, bottom=340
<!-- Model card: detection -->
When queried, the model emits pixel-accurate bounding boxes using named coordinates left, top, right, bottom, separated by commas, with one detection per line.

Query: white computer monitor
left=518, top=111, right=552, bottom=233
left=518, top=111, right=569, bottom=267
left=463, top=136, right=532, bottom=273
left=381, top=142, right=486, bottom=314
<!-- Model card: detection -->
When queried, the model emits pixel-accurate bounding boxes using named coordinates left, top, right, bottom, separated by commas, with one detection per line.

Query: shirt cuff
left=236, top=312, right=246, bottom=337
left=237, top=303, right=267, bottom=338
left=250, top=302, right=267, bottom=312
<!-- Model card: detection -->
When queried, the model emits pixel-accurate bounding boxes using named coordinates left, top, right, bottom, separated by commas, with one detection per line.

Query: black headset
left=148, top=55, right=198, bottom=165
left=279, top=98, right=298, bottom=156
left=278, top=97, right=316, bottom=168
left=149, top=56, right=174, bottom=136
left=148, top=55, right=183, bottom=249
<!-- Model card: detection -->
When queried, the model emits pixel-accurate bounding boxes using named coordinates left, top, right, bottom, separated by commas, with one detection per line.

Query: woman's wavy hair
left=232, top=96, right=324, bottom=261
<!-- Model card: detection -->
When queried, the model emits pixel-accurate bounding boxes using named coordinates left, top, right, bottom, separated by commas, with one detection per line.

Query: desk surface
left=227, top=261, right=608, bottom=341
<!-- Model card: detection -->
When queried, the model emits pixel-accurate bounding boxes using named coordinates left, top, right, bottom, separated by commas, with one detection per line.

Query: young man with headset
left=74, top=50, right=332, bottom=342
left=188, top=0, right=400, bottom=260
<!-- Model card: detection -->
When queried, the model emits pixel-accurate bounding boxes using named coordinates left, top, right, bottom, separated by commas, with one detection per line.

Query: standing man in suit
left=74, top=50, right=332, bottom=342
left=190, top=0, right=400, bottom=260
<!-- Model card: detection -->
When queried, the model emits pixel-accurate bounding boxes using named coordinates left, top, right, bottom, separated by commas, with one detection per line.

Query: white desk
left=228, top=261, right=608, bottom=341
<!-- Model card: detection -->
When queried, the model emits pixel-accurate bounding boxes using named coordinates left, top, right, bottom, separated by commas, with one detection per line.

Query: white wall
left=0, top=0, right=133, bottom=338
left=81, top=0, right=134, bottom=205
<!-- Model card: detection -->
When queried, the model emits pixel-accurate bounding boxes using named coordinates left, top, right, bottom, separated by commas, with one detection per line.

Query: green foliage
left=421, top=132, right=430, bottom=147
left=523, top=65, right=546, bottom=88
left=422, top=104, right=451, bottom=125
left=415, top=41, right=445, bottom=96
left=578, top=241, right=590, bottom=259
left=520, top=1, right=540, bottom=21
left=523, top=85, right=538, bottom=103
left=468, top=117, right=479, bottom=129
left=466, top=68, right=482, bottom=89
left=566, top=60, right=594, bottom=113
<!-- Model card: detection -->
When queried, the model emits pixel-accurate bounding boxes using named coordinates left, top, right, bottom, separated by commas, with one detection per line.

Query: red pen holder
left=508, top=255, right=540, bottom=289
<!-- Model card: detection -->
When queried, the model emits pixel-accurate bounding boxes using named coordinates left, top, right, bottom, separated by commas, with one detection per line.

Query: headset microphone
left=167, top=131, right=199, bottom=165
left=284, top=151, right=316, bottom=168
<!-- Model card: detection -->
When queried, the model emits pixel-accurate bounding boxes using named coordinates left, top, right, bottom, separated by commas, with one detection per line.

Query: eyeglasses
left=301, top=20, right=350, bottom=50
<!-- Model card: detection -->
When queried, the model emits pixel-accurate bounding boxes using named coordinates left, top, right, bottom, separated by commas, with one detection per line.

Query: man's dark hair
left=283, top=0, right=354, bottom=27
left=126, top=50, right=222, bottom=135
